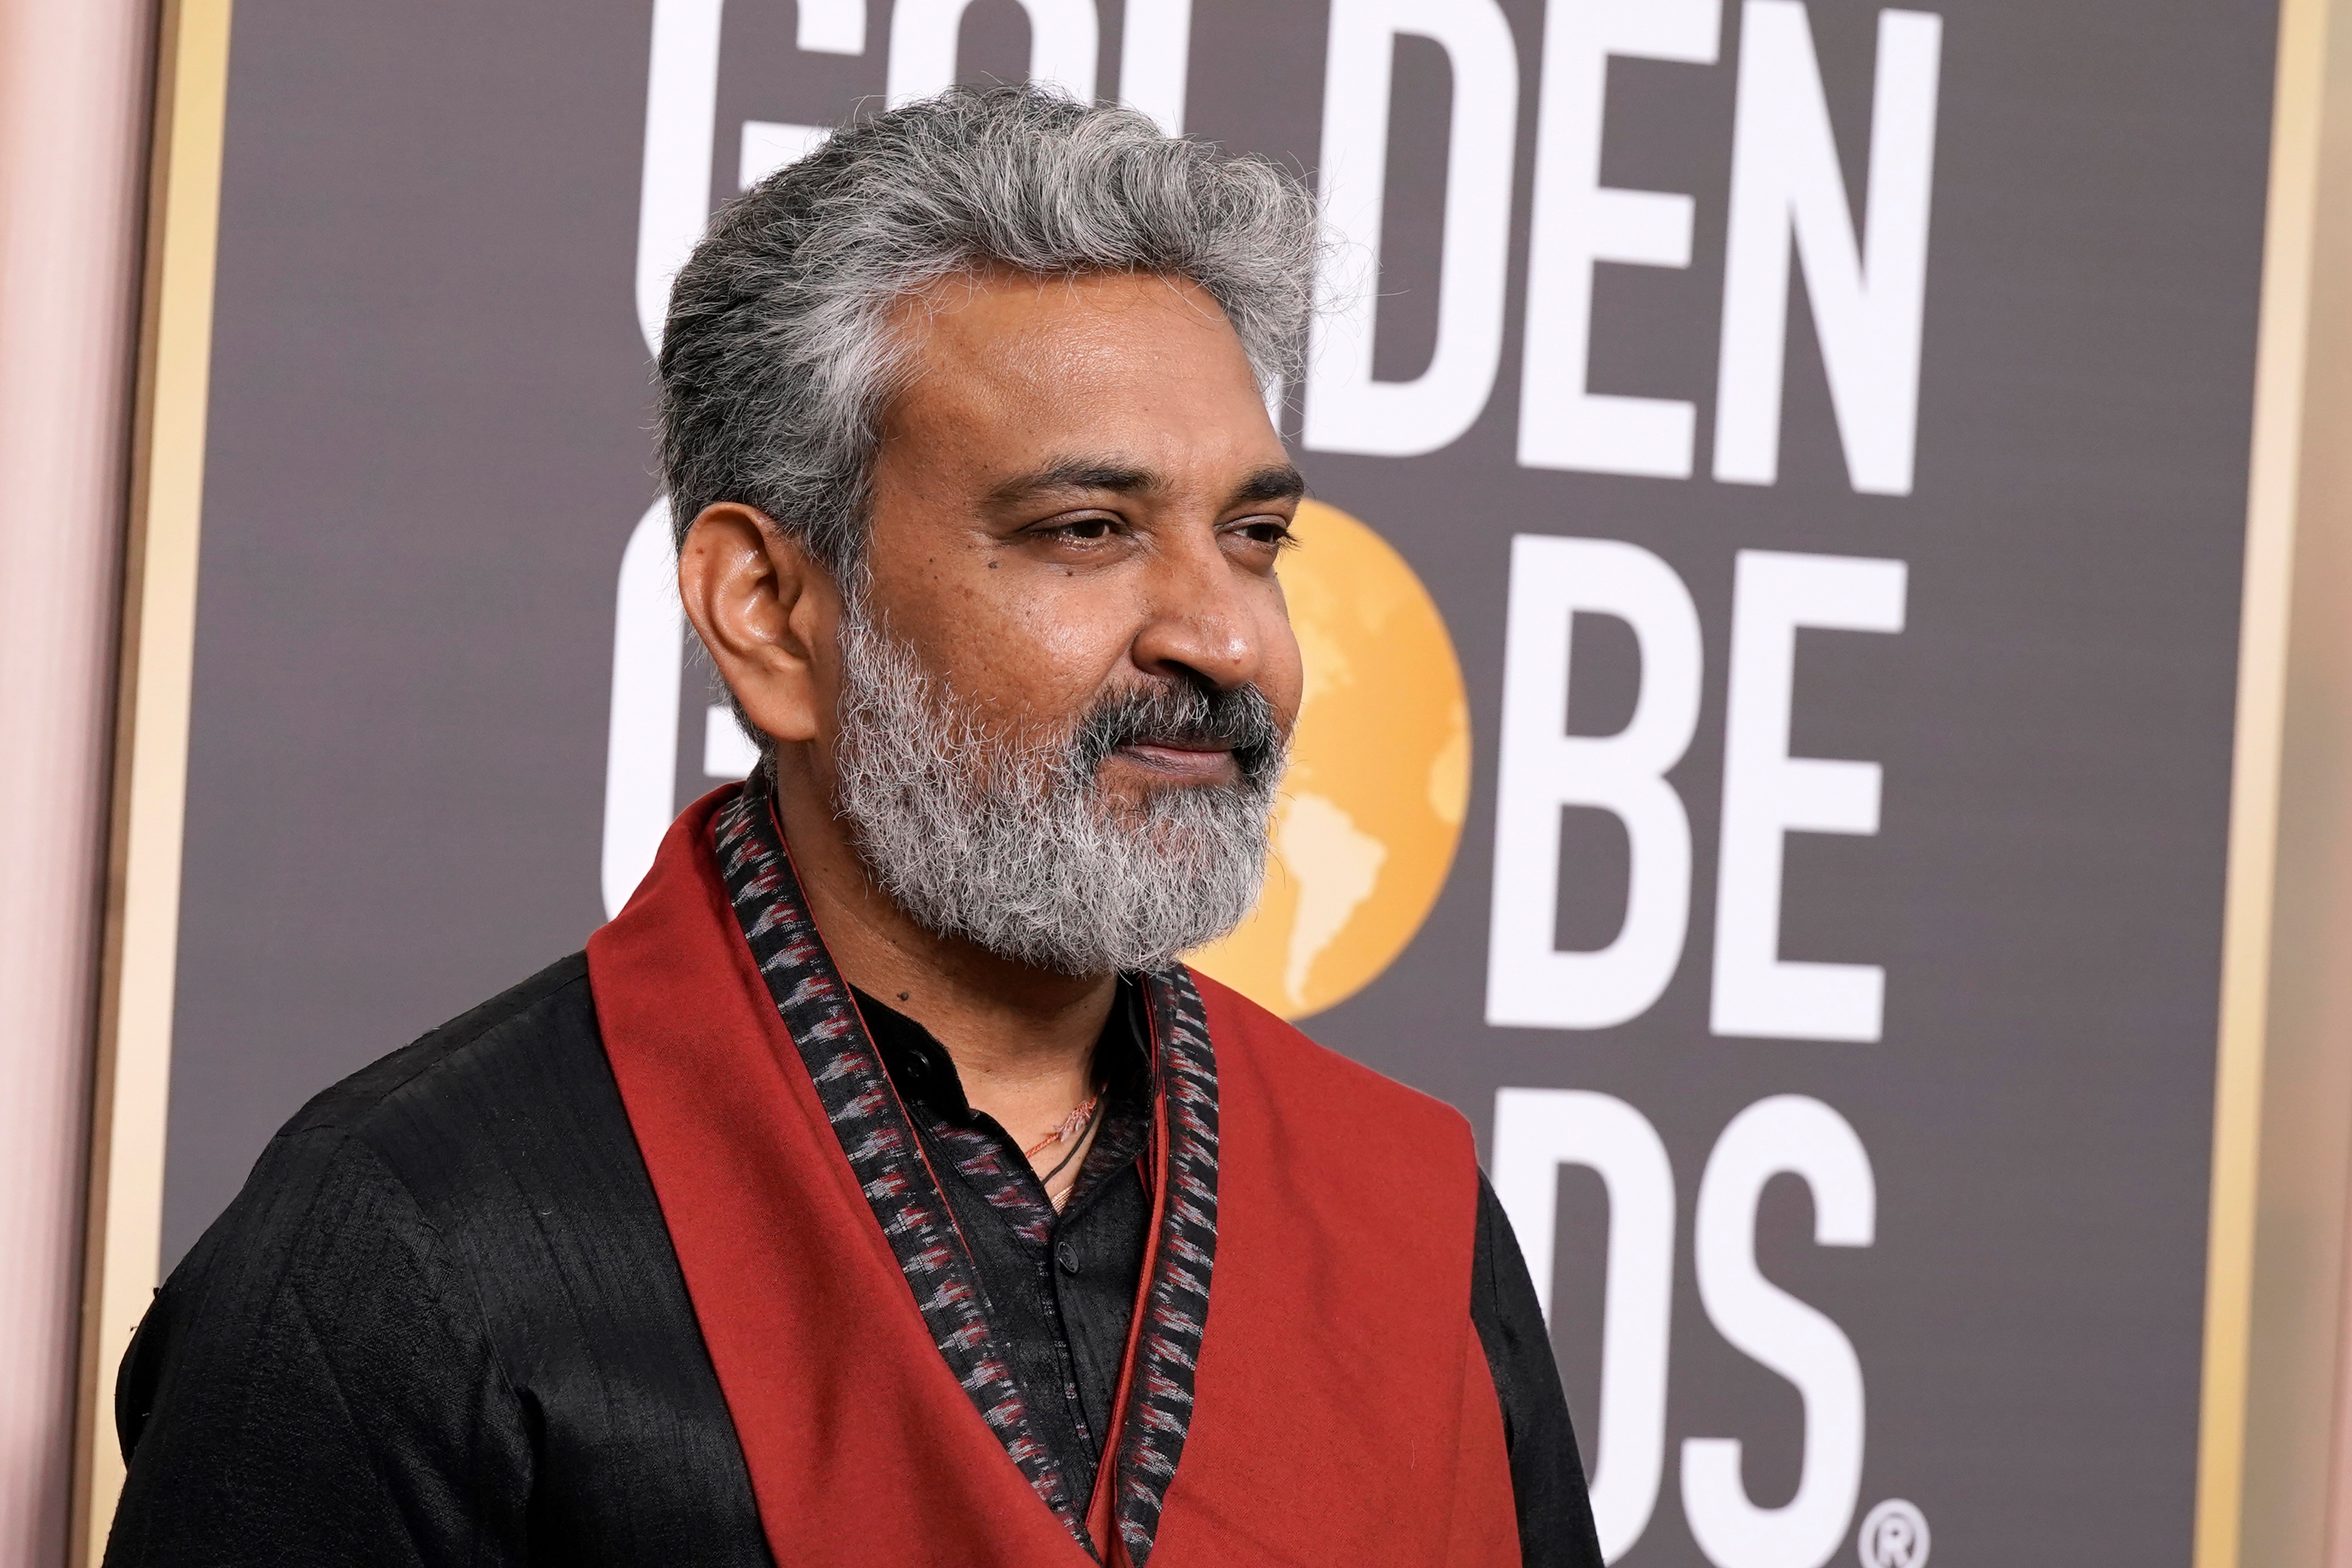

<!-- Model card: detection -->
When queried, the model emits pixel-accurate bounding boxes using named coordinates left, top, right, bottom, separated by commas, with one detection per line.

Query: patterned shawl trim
left=709, top=783, right=1218, bottom=1564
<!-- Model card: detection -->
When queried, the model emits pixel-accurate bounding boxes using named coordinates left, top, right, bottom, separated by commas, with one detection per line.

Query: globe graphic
left=1189, top=499, right=1471, bottom=1021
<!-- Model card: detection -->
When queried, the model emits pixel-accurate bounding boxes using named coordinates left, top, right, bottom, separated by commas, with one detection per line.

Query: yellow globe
left=1189, top=499, right=1471, bottom=1020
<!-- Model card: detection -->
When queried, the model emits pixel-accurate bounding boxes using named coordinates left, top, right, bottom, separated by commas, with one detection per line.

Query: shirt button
left=1055, top=1241, right=1081, bottom=1276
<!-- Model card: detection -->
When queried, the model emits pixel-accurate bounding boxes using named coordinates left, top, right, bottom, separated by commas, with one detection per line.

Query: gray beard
left=828, top=594, right=1286, bottom=976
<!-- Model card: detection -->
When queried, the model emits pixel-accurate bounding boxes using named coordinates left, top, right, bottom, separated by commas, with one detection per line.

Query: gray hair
left=657, top=84, right=1321, bottom=578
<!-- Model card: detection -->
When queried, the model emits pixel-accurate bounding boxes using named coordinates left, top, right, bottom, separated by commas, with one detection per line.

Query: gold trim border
left=69, top=1, right=234, bottom=1561
left=2196, top=0, right=2346, bottom=1561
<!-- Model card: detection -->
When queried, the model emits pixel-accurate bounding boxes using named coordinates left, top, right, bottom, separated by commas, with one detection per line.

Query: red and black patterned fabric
left=709, top=780, right=1217, bottom=1562
left=1110, top=977, right=1218, bottom=1561
left=590, top=782, right=1527, bottom=1567
left=860, top=984, right=1152, bottom=1475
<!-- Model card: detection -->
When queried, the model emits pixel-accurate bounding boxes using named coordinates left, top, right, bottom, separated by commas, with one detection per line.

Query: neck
left=768, top=761, right=1116, bottom=1150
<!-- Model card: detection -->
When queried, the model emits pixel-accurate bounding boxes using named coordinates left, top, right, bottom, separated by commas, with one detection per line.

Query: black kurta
left=106, top=954, right=1606, bottom=1567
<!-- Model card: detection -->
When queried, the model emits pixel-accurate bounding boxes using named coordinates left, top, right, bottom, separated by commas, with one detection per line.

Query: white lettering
left=632, top=0, right=874, bottom=351
left=1303, top=0, right=1518, bottom=457
left=1120, top=0, right=1194, bottom=134
left=1711, top=550, right=1904, bottom=1042
left=635, top=0, right=726, bottom=357
left=795, top=0, right=865, bottom=54
left=1682, top=1095, right=1875, bottom=1568
left=602, top=500, right=685, bottom=918
left=704, top=705, right=761, bottom=779
left=1493, top=1088, right=1677, bottom=1564
left=1518, top=0, right=1721, bottom=479
left=888, top=0, right=1100, bottom=106
left=738, top=120, right=829, bottom=189
left=1713, top=3, right=1943, bottom=494
left=1487, top=536, right=1702, bottom=1030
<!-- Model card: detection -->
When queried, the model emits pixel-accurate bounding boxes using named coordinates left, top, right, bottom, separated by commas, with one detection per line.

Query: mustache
left=1070, top=680, right=1287, bottom=785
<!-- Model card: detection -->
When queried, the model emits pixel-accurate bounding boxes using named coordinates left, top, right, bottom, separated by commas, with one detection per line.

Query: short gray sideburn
left=656, top=84, right=1322, bottom=578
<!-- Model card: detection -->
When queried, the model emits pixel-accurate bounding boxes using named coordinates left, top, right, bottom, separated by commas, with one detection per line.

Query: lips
left=1124, top=737, right=1235, bottom=757
left=1119, top=740, right=1239, bottom=778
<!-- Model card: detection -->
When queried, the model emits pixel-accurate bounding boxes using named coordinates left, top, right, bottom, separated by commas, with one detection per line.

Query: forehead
left=880, top=268, right=1271, bottom=457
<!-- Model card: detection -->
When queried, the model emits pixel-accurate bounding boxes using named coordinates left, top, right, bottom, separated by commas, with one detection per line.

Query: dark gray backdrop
left=167, top=2, right=2277, bottom=1562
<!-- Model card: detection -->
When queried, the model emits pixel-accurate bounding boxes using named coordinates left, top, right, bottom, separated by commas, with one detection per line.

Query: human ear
left=676, top=503, right=837, bottom=746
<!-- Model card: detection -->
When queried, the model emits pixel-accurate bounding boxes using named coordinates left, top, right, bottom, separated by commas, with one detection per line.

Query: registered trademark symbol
left=1858, top=1499, right=1930, bottom=1568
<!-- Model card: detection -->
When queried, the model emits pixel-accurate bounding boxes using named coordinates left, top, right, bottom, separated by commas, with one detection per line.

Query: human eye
left=1016, top=510, right=1132, bottom=556
left=1224, top=514, right=1297, bottom=551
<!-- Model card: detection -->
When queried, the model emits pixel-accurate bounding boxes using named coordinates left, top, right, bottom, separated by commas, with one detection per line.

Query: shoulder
left=284, top=951, right=598, bottom=1134
left=127, top=962, right=604, bottom=1436
left=1183, top=967, right=1475, bottom=1157
left=219, top=953, right=620, bottom=1245
left=151, top=954, right=636, bottom=1379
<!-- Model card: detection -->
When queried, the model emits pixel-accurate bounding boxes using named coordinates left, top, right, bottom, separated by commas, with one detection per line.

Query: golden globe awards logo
left=602, top=6, right=1949, bottom=1563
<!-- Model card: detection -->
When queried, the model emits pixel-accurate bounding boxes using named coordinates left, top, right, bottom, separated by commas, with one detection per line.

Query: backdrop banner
left=165, top=2, right=2278, bottom=1563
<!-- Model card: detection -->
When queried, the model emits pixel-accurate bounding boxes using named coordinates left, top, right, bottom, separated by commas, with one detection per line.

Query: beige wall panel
left=68, top=2, right=231, bottom=1561
left=0, top=0, right=154, bottom=1563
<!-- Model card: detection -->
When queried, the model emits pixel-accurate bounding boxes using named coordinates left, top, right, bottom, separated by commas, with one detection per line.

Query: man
left=107, top=88, right=1605, bottom=1567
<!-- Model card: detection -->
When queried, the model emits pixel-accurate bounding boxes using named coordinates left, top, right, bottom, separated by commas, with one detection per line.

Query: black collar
left=850, top=976, right=1153, bottom=1125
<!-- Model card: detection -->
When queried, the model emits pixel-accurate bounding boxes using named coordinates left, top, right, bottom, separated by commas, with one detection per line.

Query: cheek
left=916, top=579, right=1137, bottom=733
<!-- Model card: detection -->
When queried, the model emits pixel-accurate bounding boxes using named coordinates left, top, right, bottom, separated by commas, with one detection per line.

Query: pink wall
left=0, top=2, right=152, bottom=1562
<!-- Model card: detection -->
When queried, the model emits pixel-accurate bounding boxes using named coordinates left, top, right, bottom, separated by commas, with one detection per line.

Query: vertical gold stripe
left=2197, top=0, right=2336, bottom=1562
left=70, top=2, right=232, bottom=1561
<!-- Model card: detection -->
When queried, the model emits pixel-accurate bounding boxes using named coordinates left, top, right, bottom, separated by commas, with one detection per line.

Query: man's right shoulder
left=282, top=951, right=596, bottom=1139
left=117, top=955, right=620, bottom=1498
left=246, top=952, right=624, bottom=1229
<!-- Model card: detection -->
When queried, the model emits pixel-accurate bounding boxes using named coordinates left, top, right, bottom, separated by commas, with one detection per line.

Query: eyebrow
left=983, top=458, right=1309, bottom=511
left=1226, top=464, right=1308, bottom=509
left=986, top=458, right=1159, bottom=506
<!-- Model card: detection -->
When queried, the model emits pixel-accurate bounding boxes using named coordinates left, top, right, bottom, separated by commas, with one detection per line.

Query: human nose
left=1128, top=532, right=1265, bottom=693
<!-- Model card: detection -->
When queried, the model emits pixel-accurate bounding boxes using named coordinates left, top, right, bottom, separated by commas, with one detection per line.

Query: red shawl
left=586, top=786, right=1517, bottom=1565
